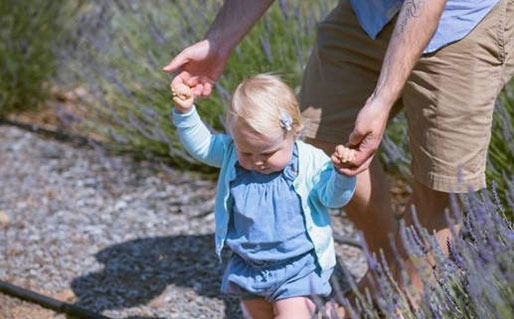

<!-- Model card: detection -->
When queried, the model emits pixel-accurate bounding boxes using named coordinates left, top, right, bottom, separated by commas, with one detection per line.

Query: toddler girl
left=171, top=74, right=356, bottom=319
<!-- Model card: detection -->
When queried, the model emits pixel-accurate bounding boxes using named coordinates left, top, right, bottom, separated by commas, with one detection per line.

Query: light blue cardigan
left=172, top=107, right=356, bottom=270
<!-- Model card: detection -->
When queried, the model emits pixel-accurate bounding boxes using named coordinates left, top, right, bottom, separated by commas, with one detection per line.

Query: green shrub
left=487, top=81, right=514, bottom=218
left=59, top=0, right=336, bottom=169
left=0, top=0, right=74, bottom=118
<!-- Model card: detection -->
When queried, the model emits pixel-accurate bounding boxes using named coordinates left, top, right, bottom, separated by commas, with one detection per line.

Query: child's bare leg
left=241, top=298, right=274, bottom=319
left=273, top=297, right=317, bottom=319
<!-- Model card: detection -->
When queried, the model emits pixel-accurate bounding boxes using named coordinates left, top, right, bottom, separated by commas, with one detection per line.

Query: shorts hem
left=414, top=171, right=486, bottom=193
left=222, top=289, right=333, bottom=302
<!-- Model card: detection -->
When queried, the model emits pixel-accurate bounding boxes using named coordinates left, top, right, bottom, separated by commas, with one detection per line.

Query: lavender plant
left=335, top=187, right=514, bottom=319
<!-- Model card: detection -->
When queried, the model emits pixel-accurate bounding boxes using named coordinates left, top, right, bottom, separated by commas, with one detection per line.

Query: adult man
left=164, top=0, right=513, bottom=304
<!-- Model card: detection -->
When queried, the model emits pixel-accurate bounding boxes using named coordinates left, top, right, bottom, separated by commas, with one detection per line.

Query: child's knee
left=273, top=296, right=317, bottom=319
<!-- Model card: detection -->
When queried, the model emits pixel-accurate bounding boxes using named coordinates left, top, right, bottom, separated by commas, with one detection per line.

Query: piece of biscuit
left=172, top=83, right=192, bottom=101
left=337, top=147, right=355, bottom=164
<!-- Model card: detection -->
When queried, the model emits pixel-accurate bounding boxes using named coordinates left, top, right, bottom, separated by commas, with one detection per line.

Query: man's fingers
left=162, top=53, right=189, bottom=73
left=347, top=127, right=380, bottom=167
left=171, top=72, right=190, bottom=88
left=201, top=83, right=213, bottom=97
left=337, top=143, right=375, bottom=176
left=333, top=137, right=377, bottom=176
left=337, top=155, right=374, bottom=176
left=353, top=142, right=376, bottom=166
left=187, top=76, right=214, bottom=97
left=169, top=69, right=214, bottom=99
left=348, top=129, right=364, bottom=148
left=191, top=84, right=204, bottom=97
left=172, top=73, right=209, bottom=100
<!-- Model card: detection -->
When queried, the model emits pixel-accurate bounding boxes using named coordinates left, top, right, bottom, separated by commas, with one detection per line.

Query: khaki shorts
left=299, top=0, right=514, bottom=193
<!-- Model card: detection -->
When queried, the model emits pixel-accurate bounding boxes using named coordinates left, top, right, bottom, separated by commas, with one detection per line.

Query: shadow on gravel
left=70, top=235, right=241, bottom=319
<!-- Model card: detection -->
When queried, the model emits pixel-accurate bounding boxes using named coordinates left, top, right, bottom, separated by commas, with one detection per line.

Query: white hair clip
left=279, top=111, right=293, bottom=131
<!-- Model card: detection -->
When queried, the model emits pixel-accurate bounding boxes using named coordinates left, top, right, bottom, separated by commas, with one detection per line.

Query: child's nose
left=252, top=156, right=264, bottom=166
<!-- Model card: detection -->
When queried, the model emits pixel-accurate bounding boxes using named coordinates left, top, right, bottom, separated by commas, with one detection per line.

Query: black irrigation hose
left=0, top=280, right=113, bottom=319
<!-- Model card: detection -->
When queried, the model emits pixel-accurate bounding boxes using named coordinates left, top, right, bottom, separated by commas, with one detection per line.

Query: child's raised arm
left=170, top=80, right=226, bottom=168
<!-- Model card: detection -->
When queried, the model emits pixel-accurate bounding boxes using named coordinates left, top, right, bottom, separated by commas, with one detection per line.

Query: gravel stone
left=0, top=126, right=366, bottom=319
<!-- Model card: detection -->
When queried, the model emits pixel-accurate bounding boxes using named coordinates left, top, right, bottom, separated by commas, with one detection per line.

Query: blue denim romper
left=221, top=146, right=333, bottom=301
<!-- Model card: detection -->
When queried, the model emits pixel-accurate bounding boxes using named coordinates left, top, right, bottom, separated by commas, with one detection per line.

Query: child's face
left=232, top=123, right=294, bottom=174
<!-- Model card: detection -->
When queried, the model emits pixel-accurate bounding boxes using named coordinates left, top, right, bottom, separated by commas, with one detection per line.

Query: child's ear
left=294, top=123, right=305, bottom=138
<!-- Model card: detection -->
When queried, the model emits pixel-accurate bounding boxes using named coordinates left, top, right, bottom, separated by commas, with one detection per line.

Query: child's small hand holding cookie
left=171, top=82, right=195, bottom=113
left=331, top=144, right=355, bottom=174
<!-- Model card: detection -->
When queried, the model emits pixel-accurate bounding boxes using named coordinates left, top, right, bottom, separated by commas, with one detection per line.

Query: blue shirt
left=227, top=145, right=314, bottom=263
left=349, top=0, right=500, bottom=53
left=172, top=107, right=356, bottom=271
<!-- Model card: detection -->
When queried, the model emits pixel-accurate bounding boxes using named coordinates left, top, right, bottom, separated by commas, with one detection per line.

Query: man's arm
left=373, top=0, right=447, bottom=109
left=204, top=0, right=276, bottom=56
left=341, top=0, right=448, bottom=176
left=163, top=1, right=275, bottom=97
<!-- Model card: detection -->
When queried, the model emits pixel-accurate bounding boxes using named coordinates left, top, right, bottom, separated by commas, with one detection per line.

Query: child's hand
left=331, top=145, right=355, bottom=174
left=171, top=82, right=195, bottom=112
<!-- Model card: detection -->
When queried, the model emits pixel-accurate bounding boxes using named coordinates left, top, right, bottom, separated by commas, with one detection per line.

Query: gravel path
left=0, top=126, right=366, bottom=319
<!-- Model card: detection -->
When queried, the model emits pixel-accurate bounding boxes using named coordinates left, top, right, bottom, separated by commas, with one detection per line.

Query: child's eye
left=262, top=151, right=276, bottom=157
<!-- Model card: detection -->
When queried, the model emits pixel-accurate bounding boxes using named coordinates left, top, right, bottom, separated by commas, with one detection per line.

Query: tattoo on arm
left=394, top=0, right=426, bottom=36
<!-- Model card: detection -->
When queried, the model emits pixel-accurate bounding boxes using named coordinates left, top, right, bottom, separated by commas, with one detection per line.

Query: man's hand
left=163, top=40, right=229, bottom=98
left=338, top=96, right=390, bottom=176
left=162, top=1, right=275, bottom=98
left=171, top=82, right=195, bottom=113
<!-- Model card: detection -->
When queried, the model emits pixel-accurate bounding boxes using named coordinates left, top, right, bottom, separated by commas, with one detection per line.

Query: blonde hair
left=226, top=74, right=303, bottom=140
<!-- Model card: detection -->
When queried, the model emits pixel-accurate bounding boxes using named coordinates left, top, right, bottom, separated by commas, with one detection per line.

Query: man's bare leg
left=345, top=160, right=398, bottom=262
left=407, top=181, right=451, bottom=240
left=400, top=181, right=452, bottom=295
left=307, top=139, right=454, bottom=305
left=347, top=169, right=454, bottom=304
